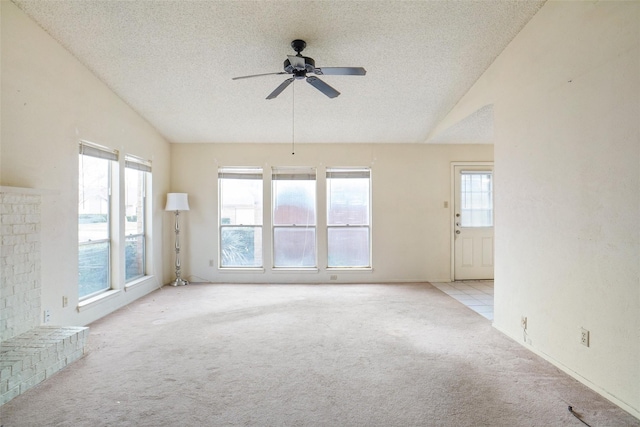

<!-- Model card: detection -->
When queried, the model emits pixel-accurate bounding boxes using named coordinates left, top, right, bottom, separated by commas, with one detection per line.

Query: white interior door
left=453, top=165, right=494, bottom=280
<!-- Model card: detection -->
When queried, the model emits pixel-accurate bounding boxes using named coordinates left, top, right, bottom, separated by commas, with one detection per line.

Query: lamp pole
left=165, top=193, right=190, bottom=286
left=171, top=210, right=188, bottom=286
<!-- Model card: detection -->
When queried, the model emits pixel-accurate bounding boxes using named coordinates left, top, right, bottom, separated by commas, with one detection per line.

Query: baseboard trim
left=493, top=324, right=640, bottom=420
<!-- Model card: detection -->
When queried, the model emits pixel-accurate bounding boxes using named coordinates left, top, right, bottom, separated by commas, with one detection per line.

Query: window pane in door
left=460, top=172, right=493, bottom=227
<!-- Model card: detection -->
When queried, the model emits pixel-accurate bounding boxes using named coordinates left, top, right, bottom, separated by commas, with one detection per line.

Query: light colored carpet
left=2, top=283, right=638, bottom=426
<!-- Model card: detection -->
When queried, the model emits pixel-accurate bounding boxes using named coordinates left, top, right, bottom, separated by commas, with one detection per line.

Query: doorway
left=451, top=163, right=494, bottom=281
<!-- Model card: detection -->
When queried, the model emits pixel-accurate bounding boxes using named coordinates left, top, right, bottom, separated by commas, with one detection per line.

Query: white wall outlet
left=62, top=296, right=68, bottom=307
left=209, top=259, right=214, bottom=267
left=521, top=316, right=527, bottom=330
left=580, top=328, right=590, bottom=347
left=44, top=309, right=51, bottom=324
left=330, top=275, right=338, bottom=281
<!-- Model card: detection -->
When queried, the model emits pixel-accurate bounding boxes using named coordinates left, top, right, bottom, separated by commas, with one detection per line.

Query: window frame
left=271, top=167, right=318, bottom=270
left=78, top=141, right=118, bottom=300
left=218, top=167, right=264, bottom=269
left=326, top=167, right=372, bottom=269
left=459, top=170, right=493, bottom=228
left=124, top=155, right=151, bottom=283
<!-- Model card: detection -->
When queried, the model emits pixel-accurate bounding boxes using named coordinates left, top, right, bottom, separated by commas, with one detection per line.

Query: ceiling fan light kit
left=233, top=39, right=366, bottom=99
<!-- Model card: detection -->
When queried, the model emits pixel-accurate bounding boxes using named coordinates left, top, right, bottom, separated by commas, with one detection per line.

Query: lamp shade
left=165, top=193, right=190, bottom=211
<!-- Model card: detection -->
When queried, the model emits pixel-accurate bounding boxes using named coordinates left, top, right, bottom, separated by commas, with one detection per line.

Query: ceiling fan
left=232, top=39, right=366, bottom=99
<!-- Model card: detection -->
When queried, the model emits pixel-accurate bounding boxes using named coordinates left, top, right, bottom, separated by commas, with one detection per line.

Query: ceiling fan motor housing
left=284, top=56, right=316, bottom=76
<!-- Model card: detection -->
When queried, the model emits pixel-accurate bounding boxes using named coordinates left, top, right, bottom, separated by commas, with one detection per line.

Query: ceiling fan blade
left=315, top=67, right=366, bottom=76
left=287, top=55, right=306, bottom=70
left=266, top=77, right=295, bottom=100
left=306, top=76, right=340, bottom=98
left=232, top=72, right=287, bottom=80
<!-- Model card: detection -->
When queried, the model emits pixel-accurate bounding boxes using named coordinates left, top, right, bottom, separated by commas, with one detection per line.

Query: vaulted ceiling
left=13, top=0, right=545, bottom=144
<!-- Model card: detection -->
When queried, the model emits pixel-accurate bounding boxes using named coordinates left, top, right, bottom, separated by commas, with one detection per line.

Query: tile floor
left=431, top=280, right=494, bottom=321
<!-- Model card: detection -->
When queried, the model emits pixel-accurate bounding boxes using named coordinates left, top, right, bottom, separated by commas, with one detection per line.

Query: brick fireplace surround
left=1, top=186, right=88, bottom=405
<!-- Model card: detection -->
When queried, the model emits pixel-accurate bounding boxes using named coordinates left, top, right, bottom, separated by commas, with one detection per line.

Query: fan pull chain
left=291, top=81, right=295, bottom=155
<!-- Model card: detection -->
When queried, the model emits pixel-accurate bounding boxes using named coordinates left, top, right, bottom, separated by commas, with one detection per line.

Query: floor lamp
left=165, top=193, right=190, bottom=286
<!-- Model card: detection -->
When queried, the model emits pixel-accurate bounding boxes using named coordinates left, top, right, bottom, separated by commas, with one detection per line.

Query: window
left=125, top=156, right=151, bottom=282
left=460, top=171, right=493, bottom=227
left=327, top=168, right=371, bottom=268
left=272, top=167, right=316, bottom=268
left=78, top=142, right=117, bottom=299
left=219, top=168, right=263, bottom=268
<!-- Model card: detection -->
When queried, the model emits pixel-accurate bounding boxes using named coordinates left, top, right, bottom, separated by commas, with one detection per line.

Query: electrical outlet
left=44, top=309, right=51, bottom=324
left=521, top=316, right=527, bottom=330
left=330, top=275, right=338, bottom=281
left=580, top=328, right=590, bottom=347
left=209, top=259, right=214, bottom=267
left=62, top=296, right=68, bottom=307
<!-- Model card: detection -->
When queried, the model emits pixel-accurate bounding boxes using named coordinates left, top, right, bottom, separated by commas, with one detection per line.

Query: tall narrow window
left=327, top=168, right=371, bottom=268
left=272, top=168, right=317, bottom=268
left=125, top=155, right=151, bottom=282
left=219, top=168, right=263, bottom=268
left=460, top=171, right=493, bottom=227
left=78, top=142, right=117, bottom=299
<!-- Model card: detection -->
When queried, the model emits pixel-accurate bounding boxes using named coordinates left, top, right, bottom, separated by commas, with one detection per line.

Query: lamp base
left=170, top=278, right=189, bottom=287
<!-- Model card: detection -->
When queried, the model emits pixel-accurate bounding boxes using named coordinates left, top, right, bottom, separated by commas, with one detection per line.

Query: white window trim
left=218, top=267, right=266, bottom=273
left=124, top=155, right=151, bottom=283
left=271, top=167, right=318, bottom=269
left=79, top=141, right=117, bottom=300
left=77, top=289, right=120, bottom=312
left=218, top=167, right=264, bottom=269
left=124, top=275, right=156, bottom=291
left=272, top=267, right=319, bottom=273
left=326, top=167, right=372, bottom=269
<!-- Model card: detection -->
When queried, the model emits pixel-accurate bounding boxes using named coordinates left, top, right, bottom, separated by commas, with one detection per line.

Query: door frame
left=449, top=161, right=494, bottom=282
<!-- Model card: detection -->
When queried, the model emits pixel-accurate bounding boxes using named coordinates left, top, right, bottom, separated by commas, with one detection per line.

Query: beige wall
left=7, top=0, right=637, bottom=418
left=437, top=0, right=639, bottom=417
left=169, top=143, right=492, bottom=284
left=1, top=2, right=171, bottom=326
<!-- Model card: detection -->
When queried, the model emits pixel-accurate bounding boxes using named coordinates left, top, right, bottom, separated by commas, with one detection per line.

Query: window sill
left=326, top=267, right=373, bottom=272
left=272, top=268, right=319, bottom=273
left=77, top=289, right=120, bottom=312
left=218, top=267, right=265, bottom=273
left=125, top=275, right=155, bottom=291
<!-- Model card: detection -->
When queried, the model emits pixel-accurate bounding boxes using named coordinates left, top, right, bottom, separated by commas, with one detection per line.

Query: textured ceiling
left=13, top=0, right=544, bottom=144
left=430, top=104, right=494, bottom=144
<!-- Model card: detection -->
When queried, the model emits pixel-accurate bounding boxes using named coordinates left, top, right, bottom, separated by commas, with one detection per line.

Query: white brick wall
left=0, top=188, right=89, bottom=405
left=0, top=326, right=89, bottom=404
left=1, top=191, right=42, bottom=341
